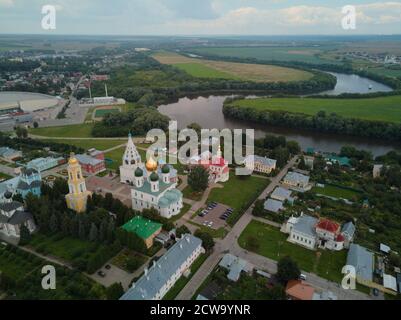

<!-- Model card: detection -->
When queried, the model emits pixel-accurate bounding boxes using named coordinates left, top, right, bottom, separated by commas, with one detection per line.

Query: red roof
left=316, top=219, right=340, bottom=233
left=200, top=157, right=227, bottom=167
left=335, top=234, right=345, bottom=242
left=285, top=280, right=315, bottom=300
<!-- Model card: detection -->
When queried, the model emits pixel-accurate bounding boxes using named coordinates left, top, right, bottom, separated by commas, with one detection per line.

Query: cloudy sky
left=1, top=0, right=401, bottom=35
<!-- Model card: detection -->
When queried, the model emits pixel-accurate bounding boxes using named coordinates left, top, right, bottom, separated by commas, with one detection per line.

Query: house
left=218, top=254, right=253, bottom=282
left=324, top=154, right=351, bottom=167
left=75, top=154, right=106, bottom=175
left=15, top=168, right=42, bottom=199
left=244, top=155, right=276, bottom=174
left=120, top=234, right=204, bottom=300
left=373, top=165, right=383, bottom=179
left=347, top=244, right=374, bottom=284
left=191, top=147, right=229, bottom=184
left=383, top=274, right=398, bottom=292
left=380, top=243, right=391, bottom=254
left=304, top=156, right=315, bottom=170
left=270, top=187, right=294, bottom=204
left=0, top=147, right=22, bottom=161
left=122, top=216, right=162, bottom=249
left=285, top=215, right=318, bottom=250
left=284, top=214, right=354, bottom=251
left=264, top=198, right=284, bottom=213
left=285, top=280, right=315, bottom=300
left=0, top=190, right=36, bottom=242
left=282, top=172, right=311, bottom=192
left=341, top=222, right=356, bottom=248
left=396, top=274, right=401, bottom=294
left=27, top=156, right=64, bottom=172
left=88, top=148, right=105, bottom=161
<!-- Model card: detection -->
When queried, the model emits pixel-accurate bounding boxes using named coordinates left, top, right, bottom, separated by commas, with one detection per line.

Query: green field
left=174, top=63, right=239, bottom=79
left=0, top=172, right=12, bottom=181
left=191, top=46, right=340, bottom=65
left=94, top=108, right=120, bottom=118
left=231, top=95, right=401, bottom=123
left=312, top=185, right=361, bottom=200
left=153, top=52, right=312, bottom=82
left=238, top=220, right=347, bottom=283
left=208, top=174, right=270, bottom=225
left=30, top=123, right=94, bottom=138
left=42, top=138, right=125, bottom=151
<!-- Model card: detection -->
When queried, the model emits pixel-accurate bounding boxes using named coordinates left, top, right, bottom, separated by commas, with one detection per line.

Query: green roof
left=122, top=216, right=162, bottom=239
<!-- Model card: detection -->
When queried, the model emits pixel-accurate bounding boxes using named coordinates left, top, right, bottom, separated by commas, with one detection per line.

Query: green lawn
left=94, top=108, right=120, bottom=118
left=0, top=172, right=12, bottom=181
left=29, top=233, right=110, bottom=265
left=312, top=184, right=361, bottom=200
left=182, top=185, right=204, bottom=201
left=111, top=248, right=148, bottom=273
left=231, top=96, right=401, bottom=124
left=208, top=174, right=270, bottom=225
left=174, top=63, right=240, bottom=80
left=42, top=139, right=125, bottom=152
left=191, top=46, right=340, bottom=65
left=0, top=245, right=43, bottom=280
left=238, top=220, right=347, bottom=283
left=30, top=123, right=94, bottom=138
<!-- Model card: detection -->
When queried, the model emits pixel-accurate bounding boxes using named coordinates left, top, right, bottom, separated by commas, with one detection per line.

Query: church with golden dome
left=120, top=134, right=182, bottom=219
left=65, top=153, right=92, bottom=213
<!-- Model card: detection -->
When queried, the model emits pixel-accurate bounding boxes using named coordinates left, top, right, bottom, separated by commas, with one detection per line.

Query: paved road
left=176, top=156, right=371, bottom=301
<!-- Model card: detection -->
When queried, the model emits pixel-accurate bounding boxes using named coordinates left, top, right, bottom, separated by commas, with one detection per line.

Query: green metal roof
left=122, top=216, right=162, bottom=239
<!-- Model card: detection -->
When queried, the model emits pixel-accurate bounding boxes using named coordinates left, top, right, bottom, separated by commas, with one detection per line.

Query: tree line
left=223, top=103, right=401, bottom=142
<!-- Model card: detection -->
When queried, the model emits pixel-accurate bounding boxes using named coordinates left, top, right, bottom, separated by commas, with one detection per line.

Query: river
left=158, top=73, right=399, bottom=156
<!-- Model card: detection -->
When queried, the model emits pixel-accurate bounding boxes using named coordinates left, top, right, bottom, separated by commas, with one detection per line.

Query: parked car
left=97, top=271, right=106, bottom=278
left=299, top=274, right=307, bottom=281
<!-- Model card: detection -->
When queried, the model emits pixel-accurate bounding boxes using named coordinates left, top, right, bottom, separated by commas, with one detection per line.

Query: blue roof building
left=120, top=234, right=204, bottom=300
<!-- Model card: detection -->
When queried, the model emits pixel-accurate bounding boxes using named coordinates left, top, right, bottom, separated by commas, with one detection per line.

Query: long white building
left=120, top=234, right=204, bottom=300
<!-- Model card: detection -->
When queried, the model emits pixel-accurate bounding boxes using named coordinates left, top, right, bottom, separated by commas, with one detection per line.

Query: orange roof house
left=285, top=280, right=315, bottom=300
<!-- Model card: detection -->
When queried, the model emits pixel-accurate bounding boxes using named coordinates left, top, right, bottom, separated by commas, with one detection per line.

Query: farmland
left=189, top=46, right=340, bottom=65
left=153, top=52, right=313, bottom=83
left=230, top=95, right=401, bottom=124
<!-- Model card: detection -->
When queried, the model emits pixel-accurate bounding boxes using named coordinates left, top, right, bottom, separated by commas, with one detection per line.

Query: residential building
left=120, top=234, right=204, bottom=300
left=304, top=155, right=315, bottom=170
left=264, top=198, right=284, bottom=213
left=191, top=147, right=229, bottom=184
left=244, top=155, right=277, bottom=174
left=27, top=156, right=64, bottom=172
left=122, top=216, right=162, bottom=249
left=346, top=244, right=374, bottom=284
left=65, top=153, right=92, bottom=213
left=15, top=167, right=42, bottom=198
left=282, top=172, right=311, bottom=192
left=76, top=154, right=106, bottom=175
left=218, top=254, right=253, bottom=282
left=373, top=165, right=383, bottom=179
left=0, top=190, right=36, bottom=241
left=270, top=187, right=294, bottom=203
left=286, top=280, right=315, bottom=300
left=283, top=214, right=354, bottom=251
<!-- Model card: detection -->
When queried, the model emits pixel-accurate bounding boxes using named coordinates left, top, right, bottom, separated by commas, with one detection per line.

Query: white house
left=283, top=214, right=354, bottom=251
left=120, top=234, right=204, bottom=300
left=282, top=172, right=311, bottom=192
left=0, top=190, right=36, bottom=241
left=244, top=155, right=276, bottom=174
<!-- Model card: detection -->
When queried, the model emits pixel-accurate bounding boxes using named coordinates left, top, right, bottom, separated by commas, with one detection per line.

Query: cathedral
left=120, top=134, right=183, bottom=219
left=65, top=153, right=92, bottom=213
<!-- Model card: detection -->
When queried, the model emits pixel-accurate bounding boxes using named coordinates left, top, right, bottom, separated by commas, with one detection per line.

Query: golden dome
left=68, top=153, right=78, bottom=165
left=145, top=156, right=158, bottom=172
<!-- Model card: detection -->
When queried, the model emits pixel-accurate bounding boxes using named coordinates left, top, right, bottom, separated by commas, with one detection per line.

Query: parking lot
left=192, top=202, right=233, bottom=230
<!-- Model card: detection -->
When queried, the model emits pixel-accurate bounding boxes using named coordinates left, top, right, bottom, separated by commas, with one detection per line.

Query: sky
left=1, top=0, right=401, bottom=35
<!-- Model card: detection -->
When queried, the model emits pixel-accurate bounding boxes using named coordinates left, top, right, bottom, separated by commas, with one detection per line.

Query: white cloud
left=0, top=0, right=14, bottom=7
